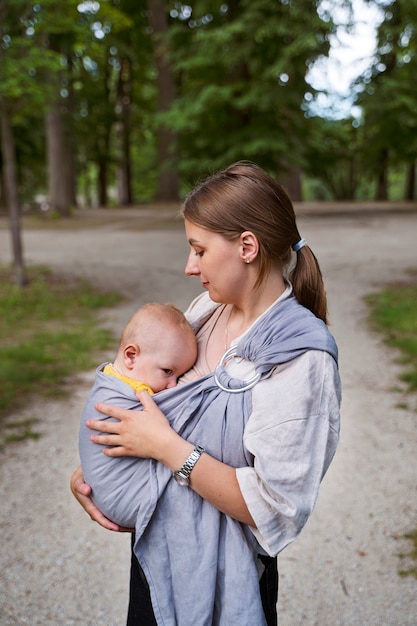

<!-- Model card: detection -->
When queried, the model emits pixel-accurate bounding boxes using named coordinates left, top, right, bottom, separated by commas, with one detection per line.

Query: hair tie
left=292, top=238, right=306, bottom=252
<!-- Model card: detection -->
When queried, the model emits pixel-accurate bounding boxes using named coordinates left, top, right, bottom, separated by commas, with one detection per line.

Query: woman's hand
left=86, top=393, right=255, bottom=526
left=70, top=465, right=133, bottom=532
left=88, top=391, right=176, bottom=460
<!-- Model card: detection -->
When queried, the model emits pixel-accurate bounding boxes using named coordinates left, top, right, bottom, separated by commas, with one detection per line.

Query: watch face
left=174, top=472, right=189, bottom=486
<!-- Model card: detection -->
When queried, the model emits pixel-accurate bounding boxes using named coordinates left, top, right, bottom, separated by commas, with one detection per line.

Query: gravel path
left=0, top=206, right=416, bottom=625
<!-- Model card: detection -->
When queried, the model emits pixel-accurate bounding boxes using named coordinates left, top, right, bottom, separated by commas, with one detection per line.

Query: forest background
left=1, top=0, right=416, bottom=223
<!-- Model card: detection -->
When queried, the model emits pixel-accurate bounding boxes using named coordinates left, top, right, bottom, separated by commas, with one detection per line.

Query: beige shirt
left=181, top=288, right=341, bottom=556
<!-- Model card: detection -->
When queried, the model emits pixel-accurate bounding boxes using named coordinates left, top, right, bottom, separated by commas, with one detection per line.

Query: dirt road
left=0, top=206, right=416, bottom=625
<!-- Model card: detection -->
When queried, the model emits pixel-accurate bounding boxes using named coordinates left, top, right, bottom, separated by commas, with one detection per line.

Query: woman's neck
left=225, top=274, right=286, bottom=347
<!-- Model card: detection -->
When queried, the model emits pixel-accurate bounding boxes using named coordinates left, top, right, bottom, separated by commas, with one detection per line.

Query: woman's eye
left=195, top=250, right=204, bottom=257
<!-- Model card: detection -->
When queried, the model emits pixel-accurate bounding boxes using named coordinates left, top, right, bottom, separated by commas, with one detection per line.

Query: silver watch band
left=173, top=444, right=205, bottom=486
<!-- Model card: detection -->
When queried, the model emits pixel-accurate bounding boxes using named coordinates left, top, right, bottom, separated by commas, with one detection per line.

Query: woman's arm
left=88, top=391, right=255, bottom=527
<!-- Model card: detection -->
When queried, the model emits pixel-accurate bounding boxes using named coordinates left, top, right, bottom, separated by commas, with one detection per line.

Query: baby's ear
left=123, top=344, right=140, bottom=370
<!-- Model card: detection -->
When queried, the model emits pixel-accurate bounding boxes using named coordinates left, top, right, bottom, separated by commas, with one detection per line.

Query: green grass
left=365, top=272, right=417, bottom=579
left=0, top=265, right=123, bottom=437
left=365, top=278, right=417, bottom=393
left=3, top=418, right=41, bottom=444
left=397, top=528, right=417, bottom=579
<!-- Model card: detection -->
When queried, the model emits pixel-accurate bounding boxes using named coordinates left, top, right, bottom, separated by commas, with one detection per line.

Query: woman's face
left=184, top=219, right=247, bottom=304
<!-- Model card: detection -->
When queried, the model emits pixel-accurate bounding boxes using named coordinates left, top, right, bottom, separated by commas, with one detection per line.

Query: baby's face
left=132, top=332, right=197, bottom=393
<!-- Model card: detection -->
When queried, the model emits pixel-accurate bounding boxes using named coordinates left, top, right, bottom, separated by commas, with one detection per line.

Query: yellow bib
left=103, top=363, right=154, bottom=395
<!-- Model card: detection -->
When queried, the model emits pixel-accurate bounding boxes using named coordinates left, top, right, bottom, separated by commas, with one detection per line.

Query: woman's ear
left=240, top=231, right=259, bottom=264
left=123, top=344, right=140, bottom=371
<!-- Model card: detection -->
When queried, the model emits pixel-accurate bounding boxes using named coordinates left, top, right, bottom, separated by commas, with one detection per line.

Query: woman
left=71, top=162, right=341, bottom=626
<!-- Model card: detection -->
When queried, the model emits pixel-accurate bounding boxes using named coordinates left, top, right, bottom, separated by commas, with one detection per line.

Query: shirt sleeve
left=236, top=350, right=341, bottom=556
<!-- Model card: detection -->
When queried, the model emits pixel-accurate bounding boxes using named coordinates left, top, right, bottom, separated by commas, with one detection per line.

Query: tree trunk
left=46, top=99, right=73, bottom=216
left=375, top=149, right=389, bottom=200
left=0, top=99, right=27, bottom=286
left=148, top=0, right=179, bottom=201
left=66, top=56, right=78, bottom=207
left=117, top=58, right=133, bottom=206
left=405, top=160, right=415, bottom=201
left=280, top=166, right=303, bottom=201
left=98, top=157, right=108, bottom=207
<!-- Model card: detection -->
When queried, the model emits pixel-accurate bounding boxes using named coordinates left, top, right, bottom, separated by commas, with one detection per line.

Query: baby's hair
left=119, top=303, right=195, bottom=350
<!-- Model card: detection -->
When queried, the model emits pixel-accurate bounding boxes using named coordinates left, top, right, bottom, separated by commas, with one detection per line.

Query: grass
left=364, top=276, right=417, bottom=394
left=3, top=418, right=41, bottom=444
left=0, top=265, right=123, bottom=442
left=398, top=528, right=417, bottom=579
left=364, top=271, right=417, bottom=579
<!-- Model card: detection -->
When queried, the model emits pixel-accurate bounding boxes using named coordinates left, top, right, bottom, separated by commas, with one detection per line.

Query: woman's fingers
left=93, top=402, right=132, bottom=421
left=90, top=433, right=122, bottom=447
left=136, top=390, right=156, bottom=409
left=86, top=418, right=121, bottom=434
left=70, top=465, right=91, bottom=496
left=69, top=465, right=133, bottom=532
left=88, top=393, right=172, bottom=458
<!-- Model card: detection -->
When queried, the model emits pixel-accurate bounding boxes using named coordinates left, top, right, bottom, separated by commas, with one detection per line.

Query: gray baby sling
left=79, top=296, right=338, bottom=626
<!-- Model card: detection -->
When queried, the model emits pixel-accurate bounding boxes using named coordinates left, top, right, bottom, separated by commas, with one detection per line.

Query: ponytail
left=183, top=162, right=329, bottom=324
left=290, top=245, right=328, bottom=325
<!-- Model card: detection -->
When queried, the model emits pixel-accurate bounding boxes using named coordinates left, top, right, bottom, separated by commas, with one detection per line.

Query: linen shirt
left=80, top=285, right=341, bottom=624
left=182, top=286, right=341, bottom=556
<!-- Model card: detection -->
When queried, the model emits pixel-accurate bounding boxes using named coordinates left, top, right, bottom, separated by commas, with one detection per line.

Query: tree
left=304, top=116, right=362, bottom=199
left=1, top=0, right=350, bottom=211
left=0, top=0, right=61, bottom=284
left=356, top=0, right=417, bottom=199
left=0, top=98, right=26, bottom=286
left=72, top=0, right=147, bottom=206
left=22, top=0, right=84, bottom=215
left=164, top=0, right=335, bottom=193
left=148, top=0, right=180, bottom=201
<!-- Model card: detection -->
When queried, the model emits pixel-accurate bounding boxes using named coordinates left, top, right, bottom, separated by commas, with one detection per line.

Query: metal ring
left=214, top=347, right=261, bottom=393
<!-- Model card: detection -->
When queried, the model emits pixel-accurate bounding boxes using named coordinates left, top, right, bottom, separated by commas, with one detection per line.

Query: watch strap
left=174, top=444, right=205, bottom=485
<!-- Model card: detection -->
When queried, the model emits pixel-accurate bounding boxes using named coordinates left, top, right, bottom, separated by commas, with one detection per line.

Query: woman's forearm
left=90, top=395, right=255, bottom=527
left=157, top=431, right=255, bottom=527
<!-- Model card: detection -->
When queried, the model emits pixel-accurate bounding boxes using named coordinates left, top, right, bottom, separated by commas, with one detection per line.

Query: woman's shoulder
left=246, top=350, right=341, bottom=432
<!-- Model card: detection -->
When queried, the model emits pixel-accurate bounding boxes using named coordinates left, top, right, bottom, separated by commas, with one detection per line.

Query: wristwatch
left=173, top=445, right=205, bottom=486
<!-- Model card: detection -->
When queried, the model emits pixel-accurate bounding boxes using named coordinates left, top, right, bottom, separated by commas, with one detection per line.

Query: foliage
left=355, top=0, right=417, bottom=197
left=0, top=265, right=123, bottom=425
left=165, top=0, right=335, bottom=181
left=303, top=116, right=363, bottom=199
left=2, top=1, right=417, bottom=202
left=71, top=0, right=154, bottom=203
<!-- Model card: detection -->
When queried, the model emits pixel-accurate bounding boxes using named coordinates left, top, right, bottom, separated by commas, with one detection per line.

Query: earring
left=245, top=258, right=250, bottom=264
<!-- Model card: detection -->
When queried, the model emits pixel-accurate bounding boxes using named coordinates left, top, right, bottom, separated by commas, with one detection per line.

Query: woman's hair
left=182, top=161, right=328, bottom=324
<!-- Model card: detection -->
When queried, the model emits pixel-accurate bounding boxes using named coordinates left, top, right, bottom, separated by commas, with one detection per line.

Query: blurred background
left=1, top=0, right=415, bottom=218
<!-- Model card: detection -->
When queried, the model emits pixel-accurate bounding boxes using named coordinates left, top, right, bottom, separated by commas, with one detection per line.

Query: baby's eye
left=162, top=368, right=174, bottom=376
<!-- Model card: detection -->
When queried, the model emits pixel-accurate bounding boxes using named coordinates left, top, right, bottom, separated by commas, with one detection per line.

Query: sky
left=307, top=0, right=385, bottom=119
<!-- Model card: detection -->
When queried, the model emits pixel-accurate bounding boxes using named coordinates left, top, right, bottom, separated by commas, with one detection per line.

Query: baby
left=78, top=302, right=197, bottom=526
left=102, top=302, right=197, bottom=394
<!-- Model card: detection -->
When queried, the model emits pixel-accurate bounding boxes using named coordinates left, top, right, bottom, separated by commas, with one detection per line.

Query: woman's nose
left=185, top=252, right=199, bottom=276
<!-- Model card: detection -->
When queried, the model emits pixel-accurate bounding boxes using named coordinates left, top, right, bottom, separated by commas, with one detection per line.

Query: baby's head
left=114, top=303, right=197, bottom=393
